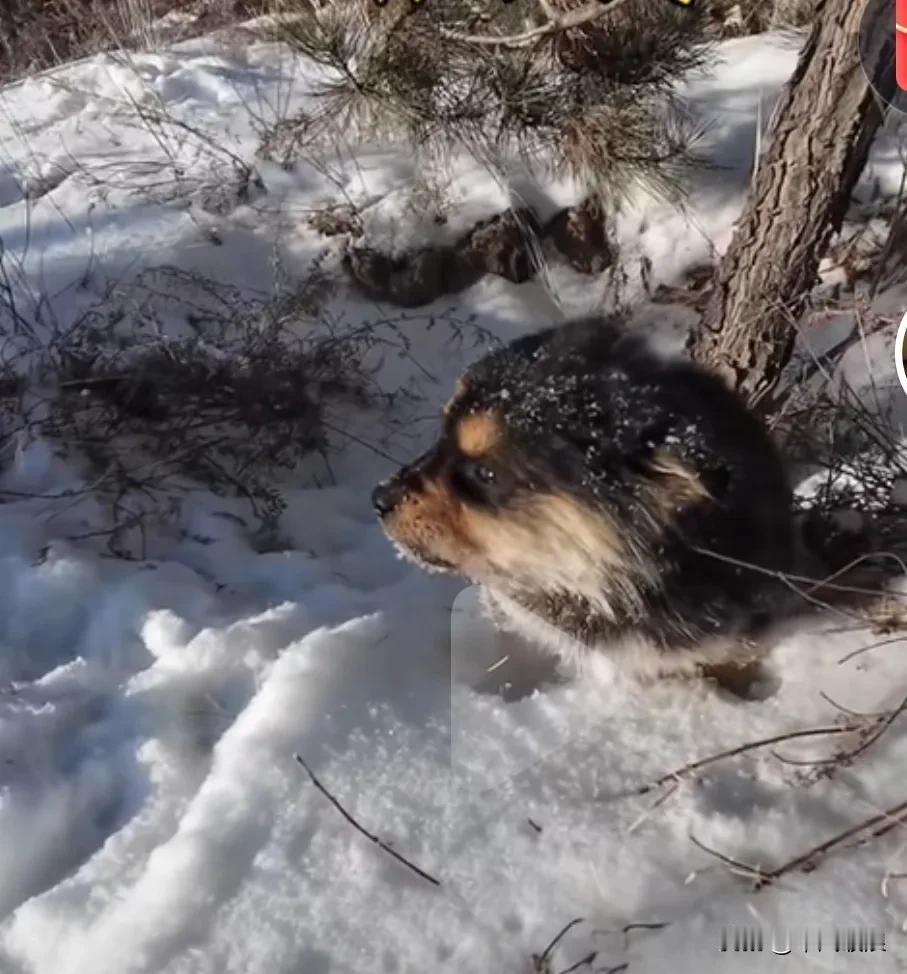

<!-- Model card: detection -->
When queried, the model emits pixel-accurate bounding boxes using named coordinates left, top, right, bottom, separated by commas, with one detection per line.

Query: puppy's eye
left=466, top=461, right=496, bottom=485
left=451, top=459, right=497, bottom=501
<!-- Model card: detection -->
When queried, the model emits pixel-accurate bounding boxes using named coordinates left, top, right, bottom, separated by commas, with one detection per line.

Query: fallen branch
left=691, top=797, right=907, bottom=891
left=294, top=753, right=441, bottom=888
left=635, top=721, right=867, bottom=796
left=771, top=694, right=907, bottom=767
left=757, top=798, right=907, bottom=889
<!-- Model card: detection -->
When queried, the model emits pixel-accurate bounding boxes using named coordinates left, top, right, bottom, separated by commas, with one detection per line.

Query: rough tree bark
left=687, top=0, right=895, bottom=409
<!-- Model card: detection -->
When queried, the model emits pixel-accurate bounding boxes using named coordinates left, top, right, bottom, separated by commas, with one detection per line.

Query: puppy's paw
left=698, top=657, right=779, bottom=702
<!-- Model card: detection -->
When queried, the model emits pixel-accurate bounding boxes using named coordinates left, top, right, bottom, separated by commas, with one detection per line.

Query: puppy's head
left=373, top=399, right=621, bottom=592
left=372, top=321, right=712, bottom=601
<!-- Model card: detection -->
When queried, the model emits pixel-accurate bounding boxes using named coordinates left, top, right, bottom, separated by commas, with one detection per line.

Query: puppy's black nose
left=372, top=479, right=406, bottom=516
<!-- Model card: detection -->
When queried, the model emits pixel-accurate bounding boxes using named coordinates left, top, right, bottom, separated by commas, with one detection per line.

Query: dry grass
left=0, top=0, right=267, bottom=84
left=0, top=231, right=497, bottom=554
left=0, top=259, right=372, bottom=536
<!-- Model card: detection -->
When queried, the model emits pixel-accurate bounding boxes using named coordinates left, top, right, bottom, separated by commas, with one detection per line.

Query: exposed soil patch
left=340, top=199, right=615, bottom=308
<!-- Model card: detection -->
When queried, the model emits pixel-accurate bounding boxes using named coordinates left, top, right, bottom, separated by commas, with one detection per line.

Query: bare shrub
left=767, top=306, right=907, bottom=586
left=0, top=0, right=268, bottom=84
left=0, top=268, right=335, bottom=522
left=0, top=252, right=497, bottom=554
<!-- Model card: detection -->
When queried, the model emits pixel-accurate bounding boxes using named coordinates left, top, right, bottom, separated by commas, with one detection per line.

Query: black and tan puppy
left=372, top=316, right=794, bottom=680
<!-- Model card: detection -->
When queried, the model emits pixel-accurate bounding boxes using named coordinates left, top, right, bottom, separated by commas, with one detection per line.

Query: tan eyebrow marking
left=456, top=411, right=501, bottom=458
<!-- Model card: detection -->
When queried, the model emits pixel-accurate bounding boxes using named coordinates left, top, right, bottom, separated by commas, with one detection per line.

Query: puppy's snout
left=372, top=477, right=408, bottom=517
left=373, top=450, right=437, bottom=516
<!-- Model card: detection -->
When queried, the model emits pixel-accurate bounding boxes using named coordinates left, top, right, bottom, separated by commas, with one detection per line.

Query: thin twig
left=771, top=694, right=907, bottom=767
left=692, top=799, right=907, bottom=891
left=557, top=951, right=597, bottom=974
left=440, top=0, right=635, bottom=48
left=691, top=544, right=907, bottom=611
left=838, top=634, right=907, bottom=666
left=688, top=833, right=770, bottom=882
left=819, top=690, right=886, bottom=719
left=620, top=921, right=669, bottom=951
left=533, top=918, right=585, bottom=971
left=320, top=419, right=407, bottom=464
left=626, top=782, right=679, bottom=834
left=635, top=722, right=865, bottom=796
left=294, top=753, right=441, bottom=887
left=795, top=315, right=892, bottom=389
left=754, top=798, right=907, bottom=889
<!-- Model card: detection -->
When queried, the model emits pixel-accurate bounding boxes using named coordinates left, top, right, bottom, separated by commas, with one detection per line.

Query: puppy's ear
left=644, top=450, right=713, bottom=509
left=444, top=377, right=471, bottom=416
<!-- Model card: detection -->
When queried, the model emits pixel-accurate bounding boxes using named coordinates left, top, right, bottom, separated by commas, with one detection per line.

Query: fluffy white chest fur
left=480, top=586, right=758, bottom=682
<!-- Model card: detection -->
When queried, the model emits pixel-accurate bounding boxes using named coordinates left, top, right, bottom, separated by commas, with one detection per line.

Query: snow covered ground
left=0, top=21, right=906, bottom=974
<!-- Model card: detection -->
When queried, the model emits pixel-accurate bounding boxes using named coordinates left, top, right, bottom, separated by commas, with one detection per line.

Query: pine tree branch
left=439, top=0, right=636, bottom=48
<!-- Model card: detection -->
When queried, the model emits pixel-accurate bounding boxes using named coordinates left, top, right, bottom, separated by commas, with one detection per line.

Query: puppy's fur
left=372, top=316, right=794, bottom=679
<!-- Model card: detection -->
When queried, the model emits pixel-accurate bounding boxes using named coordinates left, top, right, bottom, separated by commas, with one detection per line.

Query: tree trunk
left=687, top=0, right=895, bottom=409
